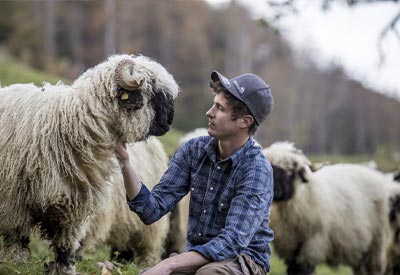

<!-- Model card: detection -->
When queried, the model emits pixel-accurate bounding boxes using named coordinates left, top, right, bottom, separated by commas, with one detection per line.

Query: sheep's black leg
left=286, top=259, right=315, bottom=275
left=56, top=246, right=74, bottom=266
left=110, top=247, right=135, bottom=262
left=44, top=246, right=78, bottom=275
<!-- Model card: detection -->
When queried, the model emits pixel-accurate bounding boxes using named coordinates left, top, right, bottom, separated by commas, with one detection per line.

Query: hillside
left=0, top=50, right=65, bottom=86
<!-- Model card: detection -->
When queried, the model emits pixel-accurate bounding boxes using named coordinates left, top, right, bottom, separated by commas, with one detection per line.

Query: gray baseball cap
left=211, top=70, right=274, bottom=125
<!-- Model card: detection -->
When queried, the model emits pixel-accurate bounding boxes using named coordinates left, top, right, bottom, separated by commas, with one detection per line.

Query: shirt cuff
left=126, top=183, right=150, bottom=212
left=189, top=245, right=217, bottom=261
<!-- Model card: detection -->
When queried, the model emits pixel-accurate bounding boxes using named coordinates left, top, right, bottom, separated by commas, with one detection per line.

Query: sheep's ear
left=298, top=167, right=309, bottom=183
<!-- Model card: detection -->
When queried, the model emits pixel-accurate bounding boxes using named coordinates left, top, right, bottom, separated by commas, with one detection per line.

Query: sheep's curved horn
left=115, top=59, right=144, bottom=90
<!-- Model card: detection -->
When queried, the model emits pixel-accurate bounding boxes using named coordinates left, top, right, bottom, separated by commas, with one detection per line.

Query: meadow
left=0, top=231, right=352, bottom=275
left=0, top=54, right=397, bottom=275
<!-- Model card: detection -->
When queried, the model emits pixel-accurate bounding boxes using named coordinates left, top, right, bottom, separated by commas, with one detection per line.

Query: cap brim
left=210, top=70, right=243, bottom=102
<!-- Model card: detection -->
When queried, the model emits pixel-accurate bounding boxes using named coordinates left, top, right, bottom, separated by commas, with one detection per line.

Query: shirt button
left=210, top=187, right=214, bottom=191
left=203, top=209, right=207, bottom=213
left=198, top=233, right=202, bottom=236
left=217, top=166, right=221, bottom=170
left=220, top=203, right=224, bottom=207
left=191, top=187, right=195, bottom=191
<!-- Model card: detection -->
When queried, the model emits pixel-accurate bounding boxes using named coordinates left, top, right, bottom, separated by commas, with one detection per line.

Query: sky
left=205, top=0, right=400, bottom=98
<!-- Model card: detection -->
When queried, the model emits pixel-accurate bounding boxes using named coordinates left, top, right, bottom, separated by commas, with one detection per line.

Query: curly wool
left=82, top=137, right=170, bottom=265
left=263, top=142, right=392, bottom=275
left=0, top=54, right=179, bottom=261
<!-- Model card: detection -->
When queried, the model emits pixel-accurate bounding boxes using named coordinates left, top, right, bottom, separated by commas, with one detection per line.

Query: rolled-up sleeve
left=190, top=162, right=273, bottom=261
left=126, top=142, right=192, bottom=224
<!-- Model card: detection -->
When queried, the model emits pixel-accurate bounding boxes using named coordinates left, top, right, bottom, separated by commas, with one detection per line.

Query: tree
left=266, top=0, right=400, bottom=64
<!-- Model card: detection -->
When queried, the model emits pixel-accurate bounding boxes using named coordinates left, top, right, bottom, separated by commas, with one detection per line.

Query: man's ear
left=239, top=115, right=254, bottom=128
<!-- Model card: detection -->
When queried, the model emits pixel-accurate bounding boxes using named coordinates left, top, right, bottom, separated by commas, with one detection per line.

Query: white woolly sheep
left=263, top=142, right=392, bottom=275
left=0, top=54, right=179, bottom=275
left=80, top=137, right=169, bottom=265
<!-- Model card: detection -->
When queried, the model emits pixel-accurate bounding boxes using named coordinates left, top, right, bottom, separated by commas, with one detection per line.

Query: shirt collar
left=205, top=137, right=255, bottom=166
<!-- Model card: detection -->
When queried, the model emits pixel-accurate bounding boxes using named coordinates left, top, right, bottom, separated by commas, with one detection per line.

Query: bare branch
left=378, top=11, right=400, bottom=66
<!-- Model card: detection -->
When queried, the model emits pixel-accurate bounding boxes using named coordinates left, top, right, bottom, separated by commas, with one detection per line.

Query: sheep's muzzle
left=148, top=92, right=174, bottom=136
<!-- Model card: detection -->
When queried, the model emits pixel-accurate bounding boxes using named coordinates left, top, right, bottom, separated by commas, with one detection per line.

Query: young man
left=115, top=70, right=274, bottom=275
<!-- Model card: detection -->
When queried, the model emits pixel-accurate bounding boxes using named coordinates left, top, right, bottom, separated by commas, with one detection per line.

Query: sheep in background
left=263, top=142, right=391, bottom=275
left=164, top=127, right=213, bottom=256
left=382, top=180, right=400, bottom=275
left=164, top=128, right=209, bottom=256
left=80, top=137, right=169, bottom=265
left=0, top=54, right=179, bottom=275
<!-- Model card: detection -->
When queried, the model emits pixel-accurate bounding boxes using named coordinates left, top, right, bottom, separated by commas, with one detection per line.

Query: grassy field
left=0, top=51, right=66, bottom=86
left=0, top=234, right=352, bottom=275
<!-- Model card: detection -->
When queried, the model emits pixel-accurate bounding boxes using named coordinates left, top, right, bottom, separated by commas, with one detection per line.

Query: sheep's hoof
left=43, top=261, right=84, bottom=275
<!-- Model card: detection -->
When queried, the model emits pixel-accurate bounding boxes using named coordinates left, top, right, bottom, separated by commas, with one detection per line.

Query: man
left=115, top=70, right=274, bottom=275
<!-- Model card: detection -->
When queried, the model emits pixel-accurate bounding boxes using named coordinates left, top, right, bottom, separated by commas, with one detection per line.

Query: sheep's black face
left=148, top=92, right=174, bottom=136
left=394, top=171, right=400, bottom=182
left=272, top=166, right=296, bottom=201
left=389, top=194, right=400, bottom=244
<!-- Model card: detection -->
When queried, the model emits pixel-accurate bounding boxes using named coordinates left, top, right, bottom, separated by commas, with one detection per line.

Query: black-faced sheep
left=0, top=54, right=179, bottom=275
left=263, top=142, right=392, bottom=275
left=384, top=173, right=400, bottom=275
left=80, top=137, right=170, bottom=265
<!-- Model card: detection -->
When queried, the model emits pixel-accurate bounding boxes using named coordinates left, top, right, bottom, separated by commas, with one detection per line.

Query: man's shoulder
left=177, top=135, right=211, bottom=156
left=242, top=143, right=272, bottom=173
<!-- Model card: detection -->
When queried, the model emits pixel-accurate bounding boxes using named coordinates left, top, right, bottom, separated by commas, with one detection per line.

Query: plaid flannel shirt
left=127, top=136, right=274, bottom=272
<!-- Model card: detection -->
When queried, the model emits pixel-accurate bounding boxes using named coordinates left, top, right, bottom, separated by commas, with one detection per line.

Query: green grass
left=0, top=235, right=352, bottom=275
left=0, top=234, right=144, bottom=275
left=0, top=52, right=66, bottom=86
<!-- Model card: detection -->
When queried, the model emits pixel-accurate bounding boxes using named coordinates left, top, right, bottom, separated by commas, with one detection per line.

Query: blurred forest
left=0, top=0, right=399, bottom=157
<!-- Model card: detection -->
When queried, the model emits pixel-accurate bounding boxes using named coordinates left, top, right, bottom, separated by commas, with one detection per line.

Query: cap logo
left=220, top=75, right=231, bottom=87
left=233, top=80, right=245, bottom=94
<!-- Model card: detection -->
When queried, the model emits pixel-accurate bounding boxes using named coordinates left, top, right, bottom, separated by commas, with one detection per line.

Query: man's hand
left=140, top=251, right=208, bottom=275
left=114, top=139, right=142, bottom=200
left=139, top=262, right=172, bottom=275
left=115, top=139, right=129, bottom=166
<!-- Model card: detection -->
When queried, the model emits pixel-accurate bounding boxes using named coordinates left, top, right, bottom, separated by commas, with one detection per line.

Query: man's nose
left=206, top=106, right=214, bottom=117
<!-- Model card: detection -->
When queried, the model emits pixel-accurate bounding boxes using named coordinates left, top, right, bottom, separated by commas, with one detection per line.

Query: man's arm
left=115, top=139, right=191, bottom=224
left=142, top=251, right=209, bottom=275
left=114, top=140, right=141, bottom=200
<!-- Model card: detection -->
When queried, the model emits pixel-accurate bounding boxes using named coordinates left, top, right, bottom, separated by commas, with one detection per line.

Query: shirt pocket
left=217, top=186, right=235, bottom=212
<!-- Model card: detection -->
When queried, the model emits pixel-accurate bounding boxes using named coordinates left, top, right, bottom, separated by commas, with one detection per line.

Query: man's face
left=206, top=93, right=241, bottom=140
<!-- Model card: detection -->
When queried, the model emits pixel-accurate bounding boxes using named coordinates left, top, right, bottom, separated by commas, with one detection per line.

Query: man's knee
left=196, top=260, right=242, bottom=275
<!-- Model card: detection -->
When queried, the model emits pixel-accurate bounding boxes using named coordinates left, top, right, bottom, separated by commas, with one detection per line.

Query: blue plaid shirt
left=127, top=136, right=274, bottom=271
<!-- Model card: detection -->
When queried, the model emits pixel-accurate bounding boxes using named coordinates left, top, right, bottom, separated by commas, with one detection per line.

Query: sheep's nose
left=148, top=92, right=175, bottom=136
